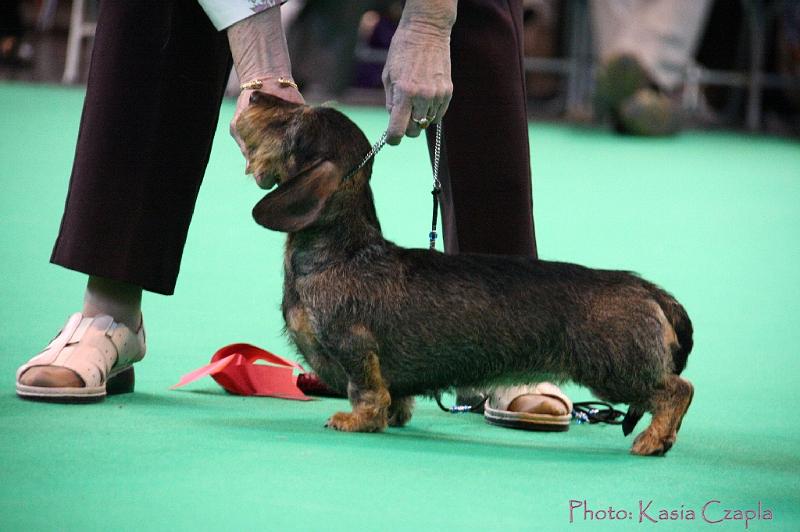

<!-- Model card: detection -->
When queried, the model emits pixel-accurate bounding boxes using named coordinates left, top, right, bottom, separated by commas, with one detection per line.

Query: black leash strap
left=429, top=122, right=443, bottom=249
left=434, top=391, right=488, bottom=414
left=430, top=185, right=441, bottom=249
left=572, top=401, right=626, bottom=425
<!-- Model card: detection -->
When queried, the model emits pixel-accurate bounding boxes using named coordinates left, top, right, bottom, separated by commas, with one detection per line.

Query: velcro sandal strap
left=108, top=322, right=146, bottom=368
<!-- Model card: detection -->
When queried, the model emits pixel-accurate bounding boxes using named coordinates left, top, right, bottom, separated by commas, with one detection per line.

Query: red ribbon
left=171, top=343, right=310, bottom=400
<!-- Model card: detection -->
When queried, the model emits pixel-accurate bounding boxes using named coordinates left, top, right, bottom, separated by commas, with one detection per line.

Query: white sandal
left=16, top=313, right=146, bottom=403
left=484, top=383, right=573, bottom=432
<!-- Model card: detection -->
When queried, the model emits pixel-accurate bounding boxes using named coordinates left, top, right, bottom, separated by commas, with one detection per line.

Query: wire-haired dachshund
left=236, top=92, right=695, bottom=456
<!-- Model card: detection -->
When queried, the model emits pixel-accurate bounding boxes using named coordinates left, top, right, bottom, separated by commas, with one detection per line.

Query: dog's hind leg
left=325, top=326, right=390, bottom=432
left=631, top=375, right=694, bottom=456
left=388, top=396, right=415, bottom=427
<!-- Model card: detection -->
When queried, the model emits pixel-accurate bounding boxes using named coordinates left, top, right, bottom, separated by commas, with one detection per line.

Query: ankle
left=83, top=276, right=143, bottom=330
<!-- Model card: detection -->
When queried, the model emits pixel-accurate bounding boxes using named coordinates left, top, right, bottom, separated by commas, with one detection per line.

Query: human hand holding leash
left=383, top=0, right=456, bottom=145
left=227, top=4, right=304, bottom=183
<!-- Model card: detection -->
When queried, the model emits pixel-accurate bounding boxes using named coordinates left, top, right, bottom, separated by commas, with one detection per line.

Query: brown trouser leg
left=427, top=0, right=536, bottom=258
left=50, top=0, right=232, bottom=295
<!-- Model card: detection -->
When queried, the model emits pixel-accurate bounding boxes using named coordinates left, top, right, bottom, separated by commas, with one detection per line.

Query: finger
left=231, top=90, right=253, bottom=171
left=427, top=98, right=444, bottom=125
left=406, top=125, right=420, bottom=138
left=432, top=88, right=449, bottom=124
left=382, top=67, right=393, bottom=114
left=406, top=98, right=434, bottom=138
left=405, top=112, right=422, bottom=138
left=429, top=81, right=452, bottom=124
left=230, top=120, right=248, bottom=169
left=230, top=118, right=244, bottom=151
left=432, top=103, right=445, bottom=125
left=436, top=91, right=453, bottom=124
left=386, top=92, right=412, bottom=145
left=230, top=114, right=253, bottom=175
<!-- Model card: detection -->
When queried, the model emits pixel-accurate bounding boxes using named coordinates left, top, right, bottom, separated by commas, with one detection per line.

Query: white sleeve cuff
left=198, top=0, right=284, bottom=31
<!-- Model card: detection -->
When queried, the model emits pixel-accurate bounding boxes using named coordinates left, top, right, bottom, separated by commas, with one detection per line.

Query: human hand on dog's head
left=236, top=92, right=374, bottom=233
left=225, top=5, right=305, bottom=175
left=231, top=84, right=304, bottom=177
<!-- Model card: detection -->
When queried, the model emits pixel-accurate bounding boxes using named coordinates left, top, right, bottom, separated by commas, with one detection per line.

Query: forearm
left=399, top=0, right=457, bottom=35
left=227, top=4, right=292, bottom=84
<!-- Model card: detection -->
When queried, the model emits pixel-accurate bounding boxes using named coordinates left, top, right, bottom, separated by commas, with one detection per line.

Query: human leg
left=591, top=0, right=713, bottom=135
left=593, top=0, right=713, bottom=92
left=427, top=0, right=536, bottom=257
left=17, top=0, right=232, bottom=400
left=51, top=0, right=232, bottom=295
left=426, top=0, right=569, bottom=425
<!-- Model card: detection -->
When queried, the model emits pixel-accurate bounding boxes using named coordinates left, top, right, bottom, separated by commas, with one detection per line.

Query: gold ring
left=412, top=117, right=430, bottom=129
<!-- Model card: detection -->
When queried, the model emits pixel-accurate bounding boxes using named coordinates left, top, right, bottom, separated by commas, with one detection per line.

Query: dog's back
left=298, top=242, right=692, bottom=404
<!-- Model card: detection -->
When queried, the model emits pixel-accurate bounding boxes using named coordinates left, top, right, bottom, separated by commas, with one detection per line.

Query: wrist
left=233, top=61, right=293, bottom=89
left=236, top=77, right=305, bottom=106
left=400, top=0, right=457, bottom=34
left=239, top=75, right=298, bottom=92
left=227, top=5, right=293, bottom=88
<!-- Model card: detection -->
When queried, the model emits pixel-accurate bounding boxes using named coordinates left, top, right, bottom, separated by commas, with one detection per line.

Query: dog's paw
left=630, top=429, right=675, bottom=456
left=387, top=411, right=411, bottom=427
left=325, top=411, right=385, bottom=432
left=388, top=397, right=415, bottom=427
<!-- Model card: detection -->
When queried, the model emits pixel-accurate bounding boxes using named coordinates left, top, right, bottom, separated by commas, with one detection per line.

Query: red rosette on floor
left=171, top=343, right=340, bottom=400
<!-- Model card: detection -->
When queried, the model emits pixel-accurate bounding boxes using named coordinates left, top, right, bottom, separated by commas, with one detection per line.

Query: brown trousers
left=52, top=0, right=535, bottom=295
left=428, top=0, right=536, bottom=258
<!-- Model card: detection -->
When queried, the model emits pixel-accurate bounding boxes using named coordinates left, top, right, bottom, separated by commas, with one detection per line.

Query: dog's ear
left=252, top=161, right=340, bottom=232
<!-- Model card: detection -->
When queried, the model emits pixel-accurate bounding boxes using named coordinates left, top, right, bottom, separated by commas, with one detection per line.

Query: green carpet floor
left=1, top=83, right=798, bottom=531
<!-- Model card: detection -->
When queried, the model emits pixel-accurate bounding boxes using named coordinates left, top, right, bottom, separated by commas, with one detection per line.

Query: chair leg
left=63, top=0, right=96, bottom=84
left=745, top=0, right=765, bottom=131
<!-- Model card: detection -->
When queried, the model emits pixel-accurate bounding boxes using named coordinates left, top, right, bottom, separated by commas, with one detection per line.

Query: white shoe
left=484, top=383, right=573, bottom=432
left=16, top=313, right=146, bottom=402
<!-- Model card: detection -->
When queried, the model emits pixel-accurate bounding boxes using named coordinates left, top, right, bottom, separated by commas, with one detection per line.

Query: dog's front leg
left=325, top=326, right=390, bottom=432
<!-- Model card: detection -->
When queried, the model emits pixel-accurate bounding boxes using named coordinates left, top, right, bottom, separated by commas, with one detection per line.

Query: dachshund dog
left=237, top=92, right=694, bottom=456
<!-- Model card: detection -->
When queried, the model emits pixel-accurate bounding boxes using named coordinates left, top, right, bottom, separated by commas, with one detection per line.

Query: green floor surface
left=1, top=83, right=798, bottom=531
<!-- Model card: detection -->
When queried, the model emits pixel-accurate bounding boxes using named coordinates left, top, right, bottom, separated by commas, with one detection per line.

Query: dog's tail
left=648, top=284, right=694, bottom=375
left=622, top=407, right=644, bottom=436
left=623, top=283, right=694, bottom=437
